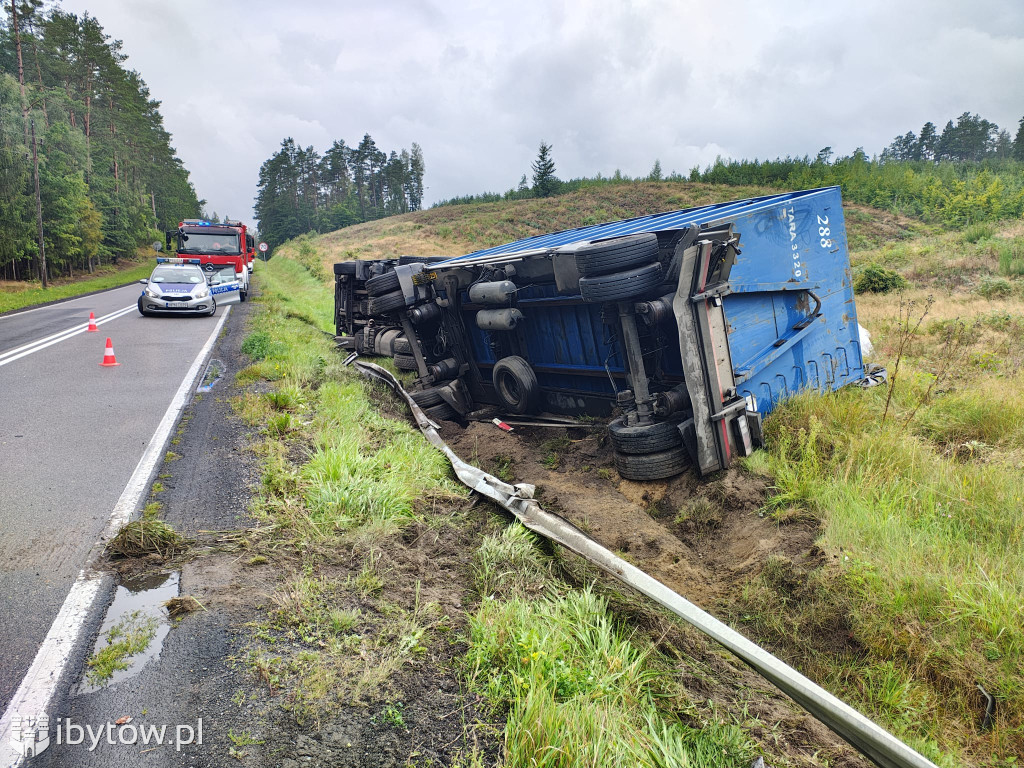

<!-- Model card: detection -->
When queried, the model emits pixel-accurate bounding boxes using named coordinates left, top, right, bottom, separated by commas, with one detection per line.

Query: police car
left=137, top=258, right=238, bottom=316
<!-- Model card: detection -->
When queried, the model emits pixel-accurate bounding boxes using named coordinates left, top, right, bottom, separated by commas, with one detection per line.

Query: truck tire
left=393, top=337, right=412, bottom=355
left=608, top=417, right=682, bottom=455
left=410, top=386, right=444, bottom=407
left=393, top=353, right=418, bottom=371
left=580, top=262, right=663, bottom=303
left=366, top=270, right=400, bottom=297
left=575, top=233, right=659, bottom=277
left=492, top=356, right=540, bottom=414
left=334, top=261, right=357, bottom=276
left=613, top=446, right=688, bottom=480
left=368, top=289, right=407, bottom=315
left=424, top=401, right=458, bottom=422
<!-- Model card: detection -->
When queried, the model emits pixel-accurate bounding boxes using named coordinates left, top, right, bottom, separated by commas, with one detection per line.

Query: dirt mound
left=442, top=419, right=818, bottom=608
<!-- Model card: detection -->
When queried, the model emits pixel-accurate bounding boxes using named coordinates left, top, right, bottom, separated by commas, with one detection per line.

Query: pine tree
left=648, top=159, right=662, bottom=181
left=917, top=121, right=938, bottom=160
left=1014, top=117, right=1024, bottom=161
left=531, top=141, right=557, bottom=197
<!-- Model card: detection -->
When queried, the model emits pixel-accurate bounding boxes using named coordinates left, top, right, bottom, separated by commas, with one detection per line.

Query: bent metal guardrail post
left=351, top=358, right=939, bottom=768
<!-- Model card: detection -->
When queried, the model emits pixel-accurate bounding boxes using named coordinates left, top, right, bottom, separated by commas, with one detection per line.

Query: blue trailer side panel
left=443, top=187, right=863, bottom=417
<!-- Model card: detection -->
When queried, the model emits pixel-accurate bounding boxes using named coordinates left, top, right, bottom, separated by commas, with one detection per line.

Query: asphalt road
left=0, top=283, right=227, bottom=713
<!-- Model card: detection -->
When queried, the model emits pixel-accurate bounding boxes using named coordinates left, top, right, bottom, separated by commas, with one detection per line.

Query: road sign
left=258, top=242, right=268, bottom=253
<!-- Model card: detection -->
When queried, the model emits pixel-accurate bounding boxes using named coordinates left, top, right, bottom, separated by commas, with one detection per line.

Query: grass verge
left=0, top=256, right=155, bottom=314
left=236, top=254, right=768, bottom=765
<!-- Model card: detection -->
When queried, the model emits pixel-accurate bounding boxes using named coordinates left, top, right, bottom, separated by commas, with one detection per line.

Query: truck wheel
left=411, top=386, right=445, bottom=407
left=579, top=262, right=663, bottom=303
left=608, top=417, right=682, bottom=455
left=393, top=337, right=412, bottom=355
left=492, top=356, right=540, bottom=414
left=613, top=446, right=688, bottom=480
left=393, top=353, right=418, bottom=371
left=424, top=401, right=458, bottom=422
left=575, top=233, right=659, bottom=277
left=366, top=270, right=400, bottom=296
left=368, top=289, right=407, bottom=315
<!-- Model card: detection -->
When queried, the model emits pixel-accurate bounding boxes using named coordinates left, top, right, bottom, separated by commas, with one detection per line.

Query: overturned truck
left=334, top=186, right=866, bottom=481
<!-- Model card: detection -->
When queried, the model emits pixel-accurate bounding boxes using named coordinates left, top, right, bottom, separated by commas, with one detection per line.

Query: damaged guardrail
left=350, top=358, right=938, bottom=768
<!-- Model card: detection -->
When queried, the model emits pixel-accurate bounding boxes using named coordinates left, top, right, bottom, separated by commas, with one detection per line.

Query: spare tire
left=492, top=356, right=540, bottom=415
left=613, top=446, right=688, bottom=481
left=366, top=270, right=400, bottom=296
left=368, top=289, right=407, bottom=315
left=580, top=262, right=663, bottom=303
left=574, top=233, right=659, bottom=277
left=608, top=417, right=682, bottom=455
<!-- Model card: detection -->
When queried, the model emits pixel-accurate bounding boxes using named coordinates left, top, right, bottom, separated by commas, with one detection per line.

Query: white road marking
left=0, top=305, right=136, bottom=368
left=0, top=306, right=232, bottom=768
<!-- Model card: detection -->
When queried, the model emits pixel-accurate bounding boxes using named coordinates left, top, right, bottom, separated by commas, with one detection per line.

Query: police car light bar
left=156, top=257, right=202, bottom=264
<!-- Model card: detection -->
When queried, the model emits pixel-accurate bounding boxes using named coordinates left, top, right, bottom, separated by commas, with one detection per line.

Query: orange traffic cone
left=87, top=312, right=98, bottom=332
left=99, top=337, right=120, bottom=367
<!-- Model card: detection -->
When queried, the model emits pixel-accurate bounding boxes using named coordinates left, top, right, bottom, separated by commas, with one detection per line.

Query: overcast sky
left=59, top=0, right=1024, bottom=228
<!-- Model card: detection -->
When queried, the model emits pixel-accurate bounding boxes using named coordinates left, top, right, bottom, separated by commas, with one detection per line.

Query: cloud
left=60, top=0, right=1024, bottom=226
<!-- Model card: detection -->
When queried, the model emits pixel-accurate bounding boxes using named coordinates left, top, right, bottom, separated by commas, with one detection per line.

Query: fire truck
left=165, top=220, right=253, bottom=299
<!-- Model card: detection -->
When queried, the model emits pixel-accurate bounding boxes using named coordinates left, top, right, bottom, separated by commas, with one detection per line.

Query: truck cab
left=165, top=219, right=251, bottom=300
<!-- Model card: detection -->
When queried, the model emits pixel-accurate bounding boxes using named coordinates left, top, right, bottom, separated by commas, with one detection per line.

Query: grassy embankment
left=738, top=218, right=1024, bottom=766
left=0, top=250, right=157, bottom=314
left=234, top=254, right=763, bottom=767
left=251, top=183, right=1021, bottom=766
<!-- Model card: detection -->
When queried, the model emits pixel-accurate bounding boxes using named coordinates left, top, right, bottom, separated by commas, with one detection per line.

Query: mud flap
left=672, top=235, right=751, bottom=475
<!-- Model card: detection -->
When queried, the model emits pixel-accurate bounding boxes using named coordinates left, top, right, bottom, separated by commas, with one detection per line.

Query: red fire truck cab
left=165, top=220, right=252, bottom=300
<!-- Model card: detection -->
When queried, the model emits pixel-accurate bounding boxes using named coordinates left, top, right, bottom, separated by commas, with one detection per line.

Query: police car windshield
left=177, top=232, right=241, bottom=255
left=151, top=267, right=202, bottom=284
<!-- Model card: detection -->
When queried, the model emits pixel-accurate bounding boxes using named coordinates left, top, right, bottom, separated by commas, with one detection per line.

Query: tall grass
left=751, top=381, right=1024, bottom=760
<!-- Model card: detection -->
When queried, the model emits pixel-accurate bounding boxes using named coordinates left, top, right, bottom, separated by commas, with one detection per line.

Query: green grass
left=0, top=259, right=154, bottom=314
left=86, top=610, right=159, bottom=685
left=741, top=377, right=1024, bottom=763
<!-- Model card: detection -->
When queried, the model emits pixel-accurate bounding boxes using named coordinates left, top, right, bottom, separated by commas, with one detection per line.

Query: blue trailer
left=334, top=186, right=865, bottom=479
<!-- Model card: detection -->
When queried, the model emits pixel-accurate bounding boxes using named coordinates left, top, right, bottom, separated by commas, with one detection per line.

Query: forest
left=0, top=1, right=200, bottom=283
left=435, top=113, right=1024, bottom=227
left=254, top=134, right=425, bottom=250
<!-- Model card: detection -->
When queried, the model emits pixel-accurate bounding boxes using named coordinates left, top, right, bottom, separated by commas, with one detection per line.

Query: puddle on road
left=78, top=571, right=179, bottom=694
left=197, top=358, right=225, bottom=392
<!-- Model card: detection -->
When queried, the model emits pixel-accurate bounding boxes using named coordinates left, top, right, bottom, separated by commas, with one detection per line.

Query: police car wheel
left=613, top=446, right=688, bottom=480
left=608, top=417, right=682, bottom=454
left=579, top=262, right=663, bottom=303
left=574, top=233, right=659, bottom=277
left=207, top=299, right=217, bottom=316
left=138, top=298, right=152, bottom=317
left=240, top=290, right=247, bottom=302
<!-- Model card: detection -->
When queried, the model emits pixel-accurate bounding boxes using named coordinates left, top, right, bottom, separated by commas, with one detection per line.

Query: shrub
left=961, top=222, right=996, bottom=244
left=854, top=264, right=908, bottom=294
left=975, top=276, right=1014, bottom=299
left=996, top=239, right=1024, bottom=277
